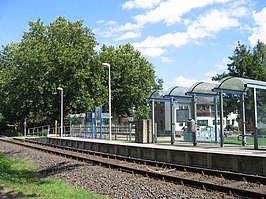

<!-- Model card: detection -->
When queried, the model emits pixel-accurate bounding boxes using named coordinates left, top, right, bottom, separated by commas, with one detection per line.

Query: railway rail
left=1, top=137, right=266, bottom=199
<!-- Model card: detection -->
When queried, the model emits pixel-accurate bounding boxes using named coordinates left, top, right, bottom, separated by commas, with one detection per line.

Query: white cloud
left=116, top=22, right=143, bottom=32
left=134, top=8, right=242, bottom=56
left=187, top=9, right=240, bottom=39
left=116, top=31, right=141, bottom=41
left=122, top=0, right=162, bottom=9
left=166, top=76, right=198, bottom=88
left=249, top=7, right=266, bottom=46
left=133, top=33, right=188, bottom=56
left=134, top=0, right=231, bottom=25
left=164, top=75, right=219, bottom=90
left=138, top=47, right=165, bottom=57
left=161, top=56, right=174, bottom=63
left=230, top=6, right=248, bottom=17
left=97, top=0, right=250, bottom=57
left=205, top=58, right=228, bottom=78
left=206, top=71, right=216, bottom=77
left=133, top=32, right=189, bottom=48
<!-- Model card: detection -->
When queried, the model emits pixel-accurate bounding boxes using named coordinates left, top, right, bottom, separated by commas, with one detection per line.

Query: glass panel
left=167, top=86, right=188, bottom=96
left=190, top=82, right=218, bottom=94
left=218, top=77, right=266, bottom=92
left=147, top=90, right=167, bottom=98
left=257, top=89, right=266, bottom=147
left=219, top=77, right=246, bottom=91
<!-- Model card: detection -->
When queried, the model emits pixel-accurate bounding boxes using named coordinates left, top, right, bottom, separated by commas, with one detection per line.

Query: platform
left=38, top=137, right=266, bottom=176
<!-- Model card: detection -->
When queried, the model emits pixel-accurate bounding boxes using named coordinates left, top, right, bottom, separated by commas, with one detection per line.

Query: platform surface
left=52, top=136, right=266, bottom=157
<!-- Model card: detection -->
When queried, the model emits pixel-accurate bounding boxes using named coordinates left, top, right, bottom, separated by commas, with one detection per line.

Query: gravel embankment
left=0, top=141, right=238, bottom=199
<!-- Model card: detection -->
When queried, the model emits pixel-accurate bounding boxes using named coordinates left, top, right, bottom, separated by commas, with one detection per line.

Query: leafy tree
left=227, top=41, right=266, bottom=80
left=212, top=72, right=229, bottom=81
left=212, top=41, right=266, bottom=121
left=254, top=40, right=266, bottom=67
left=98, top=43, right=162, bottom=119
left=0, top=17, right=162, bottom=129
left=0, top=17, right=103, bottom=126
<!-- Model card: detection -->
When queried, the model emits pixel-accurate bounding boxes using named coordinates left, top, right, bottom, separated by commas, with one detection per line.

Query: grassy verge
left=225, top=136, right=266, bottom=146
left=0, top=152, right=108, bottom=199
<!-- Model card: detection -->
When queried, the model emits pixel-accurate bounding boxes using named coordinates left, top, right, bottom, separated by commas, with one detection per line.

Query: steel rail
left=1, top=137, right=266, bottom=198
left=20, top=137, right=266, bottom=184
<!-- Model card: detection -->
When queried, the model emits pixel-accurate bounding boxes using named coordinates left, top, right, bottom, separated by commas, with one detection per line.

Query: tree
left=98, top=43, right=163, bottom=119
left=0, top=17, right=162, bottom=129
left=227, top=41, right=266, bottom=80
left=254, top=40, right=266, bottom=67
left=212, top=41, right=266, bottom=121
left=0, top=17, right=103, bottom=126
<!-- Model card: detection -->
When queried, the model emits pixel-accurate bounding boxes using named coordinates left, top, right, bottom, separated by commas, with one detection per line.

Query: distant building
left=154, top=101, right=238, bottom=136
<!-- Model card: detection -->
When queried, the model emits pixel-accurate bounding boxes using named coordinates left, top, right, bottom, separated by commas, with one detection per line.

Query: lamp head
left=103, top=63, right=110, bottom=68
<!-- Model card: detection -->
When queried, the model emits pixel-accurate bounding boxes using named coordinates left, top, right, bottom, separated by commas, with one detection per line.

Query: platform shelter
left=213, top=76, right=266, bottom=149
left=146, top=77, right=266, bottom=150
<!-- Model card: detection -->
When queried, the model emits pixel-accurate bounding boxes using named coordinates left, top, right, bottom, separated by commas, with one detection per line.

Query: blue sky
left=1, top=0, right=266, bottom=90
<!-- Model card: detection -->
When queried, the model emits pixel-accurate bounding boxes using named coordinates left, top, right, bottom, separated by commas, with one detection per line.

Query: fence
left=26, top=124, right=135, bottom=141
left=26, top=125, right=50, bottom=137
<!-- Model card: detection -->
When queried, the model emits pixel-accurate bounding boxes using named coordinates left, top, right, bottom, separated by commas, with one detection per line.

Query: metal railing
left=26, top=124, right=135, bottom=141
left=27, top=125, right=50, bottom=137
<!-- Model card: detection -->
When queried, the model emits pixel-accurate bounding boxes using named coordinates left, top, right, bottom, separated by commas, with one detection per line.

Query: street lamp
left=103, top=63, right=112, bottom=140
left=57, top=87, right=63, bottom=137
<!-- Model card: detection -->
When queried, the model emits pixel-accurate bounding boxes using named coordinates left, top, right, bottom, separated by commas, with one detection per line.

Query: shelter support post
left=214, top=97, right=218, bottom=144
left=252, top=88, right=259, bottom=150
left=219, top=92, right=224, bottom=147
left=170, top=97, right=175, bottom=145
left=192, top=95, right=197, bottom=146
left=152, top=100, right=155, bottom=143
left=240, top=94, right=246, bottom=146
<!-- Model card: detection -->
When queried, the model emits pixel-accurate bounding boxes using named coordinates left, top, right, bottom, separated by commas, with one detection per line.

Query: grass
left=0, top=152, right=108, bottom=199
left=224, top=136, right=266, bottom=146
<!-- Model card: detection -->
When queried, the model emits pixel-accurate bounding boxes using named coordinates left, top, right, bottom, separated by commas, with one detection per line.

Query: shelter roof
left=214, top=76, right=266, bottom=94
left=166, top=86, right=188, bottom=97
left=187, top=82, right=219, bottom=97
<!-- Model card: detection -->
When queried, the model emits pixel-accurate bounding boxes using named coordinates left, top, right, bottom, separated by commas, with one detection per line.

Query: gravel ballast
left=0, top=141, right=238, bottom=199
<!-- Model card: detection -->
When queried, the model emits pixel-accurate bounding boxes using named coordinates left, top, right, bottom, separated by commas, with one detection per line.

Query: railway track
left=1, top=137, right=266, bottom=199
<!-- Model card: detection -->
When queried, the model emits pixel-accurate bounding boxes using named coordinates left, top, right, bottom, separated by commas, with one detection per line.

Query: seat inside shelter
left=146, top=77, right=266, bottom=149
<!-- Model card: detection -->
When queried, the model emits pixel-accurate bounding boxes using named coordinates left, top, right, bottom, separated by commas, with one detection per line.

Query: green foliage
left=0, top=17, right=160, bottom=127
left=213, top=41, right=266, bottom=81
left=211, top=72, right=229, bottom=81
left=99, top=43, right=162, bottom=119
left=227, top=41, right=266, bottom=80
left=0, top=152, right=12, bottom=171
left=213, top=41, right=266, bottom=120
left=1, top=17, right=100, bottom=126
left=225, top=124, right=238, bottom=131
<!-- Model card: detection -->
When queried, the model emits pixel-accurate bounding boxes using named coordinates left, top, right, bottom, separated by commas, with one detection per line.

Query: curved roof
left=187, top=82, right=219, bottom=96
left=214, top=76, right=266, bottom=94
left=146, top=77, right=266, bottom=102
left=146, top=87, right=191, bottom=102
left=166, top=86, right=188, bottom=96
left=147, top=90, right=167, bottom=99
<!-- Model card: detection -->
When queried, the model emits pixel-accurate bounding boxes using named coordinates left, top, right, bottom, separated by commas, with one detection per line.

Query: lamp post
left=57, top=87, right=63, bottom=137
left=103, top=63, right=112, bottom=140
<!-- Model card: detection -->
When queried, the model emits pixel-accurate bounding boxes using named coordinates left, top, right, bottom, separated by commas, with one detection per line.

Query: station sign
left=102, top=113, right=111, bottom=118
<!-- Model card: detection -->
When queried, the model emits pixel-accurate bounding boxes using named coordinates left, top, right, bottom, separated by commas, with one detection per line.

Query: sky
left=1, top=0, right=266, bottom=90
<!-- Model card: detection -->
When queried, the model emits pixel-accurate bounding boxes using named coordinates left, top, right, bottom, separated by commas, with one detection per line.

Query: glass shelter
left=213, top=76, right=266, bottom=149
left=186, top=82, right=220, bottom=144
left=146, top=77, right=266, bottom=149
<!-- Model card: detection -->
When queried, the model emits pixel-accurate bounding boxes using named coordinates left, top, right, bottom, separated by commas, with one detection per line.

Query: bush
left=225, top=124, right=234, bottom=131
